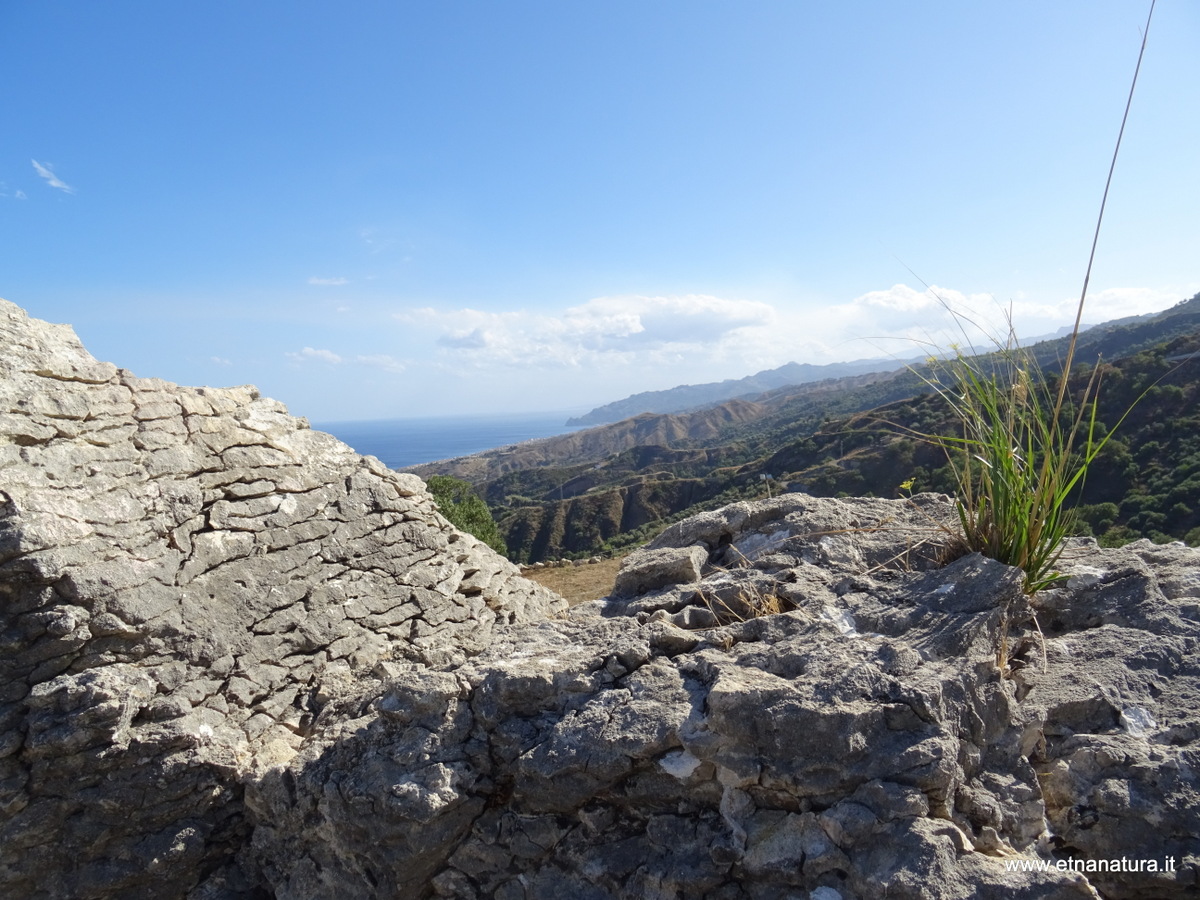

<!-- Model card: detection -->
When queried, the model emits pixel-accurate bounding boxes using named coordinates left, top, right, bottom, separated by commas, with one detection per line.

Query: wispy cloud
left=359, top=227, right=398, bottom=254
left=210, top=356, right=233, bottom=366
left=821, top=283, right=1192, bottom=358
left=1008, top=285, right=1191, bottom=328
left=308, top=276, right=349, bottom=286
left=396, top=294, right=778, bottom=369
left=15, top=190, right=27, bottom=200
left=823, top=284, right=1005, bottom=353
left=286, top=346, right=405, bottom=374
left=286, top=347, right=343, bottom=365
left=393, top=284, right=1189, bottom=385
left=355, top=353, right=406, bottom=374
left=31, top=159, right=74, bottom=194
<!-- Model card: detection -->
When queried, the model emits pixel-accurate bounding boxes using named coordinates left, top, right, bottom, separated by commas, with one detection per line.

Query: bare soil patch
left=524, top=556, right=626, bottom=606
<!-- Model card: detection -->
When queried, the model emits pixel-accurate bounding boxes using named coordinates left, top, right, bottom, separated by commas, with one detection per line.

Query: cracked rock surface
left=249, top=502, right=1200, bottom=899
left=0, top=299, right=563, bottom=898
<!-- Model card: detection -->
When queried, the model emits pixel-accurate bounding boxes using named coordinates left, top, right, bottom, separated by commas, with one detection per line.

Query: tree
left=426, top=475, right=508, bottom=556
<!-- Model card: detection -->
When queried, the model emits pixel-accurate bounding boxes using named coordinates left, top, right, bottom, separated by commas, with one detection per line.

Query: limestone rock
left=0, top=299, right=564, bottom=899
left=612, top=545, right=709, bottom=597
left=248, top=504, right=1200, bottom=899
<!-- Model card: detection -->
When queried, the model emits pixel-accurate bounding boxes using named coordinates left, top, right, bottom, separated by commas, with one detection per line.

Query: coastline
left=314, top=410, right=589, bottom=470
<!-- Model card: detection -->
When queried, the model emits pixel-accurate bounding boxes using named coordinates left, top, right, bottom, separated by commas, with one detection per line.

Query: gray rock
left=0, top=299, right=564, bottom=899
left=246, top=509, right=1198, bottom=899
left=246, top=543, right=1118, bottom=899
left=612, top=545, right=709, bottom=598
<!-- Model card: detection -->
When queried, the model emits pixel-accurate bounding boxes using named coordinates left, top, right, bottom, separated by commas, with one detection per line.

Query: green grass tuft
left=909, top=0, right=1156, bottom=593
left=920, top=340, right=1112, bottom=593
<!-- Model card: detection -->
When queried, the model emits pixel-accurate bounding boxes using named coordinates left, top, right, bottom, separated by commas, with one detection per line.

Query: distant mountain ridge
left=566, top=357, right=915, bottom=425
left=411, top=292, right=1200, bottom=562
left=408, top=398, right=770, bottom=483
left=566, top=325, right=1090, bottom=426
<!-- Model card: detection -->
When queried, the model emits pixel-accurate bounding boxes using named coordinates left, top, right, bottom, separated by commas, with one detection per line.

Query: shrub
left=426, top=475, right=508, bottom=556
left=1099, top=525, right=1141, bottom=548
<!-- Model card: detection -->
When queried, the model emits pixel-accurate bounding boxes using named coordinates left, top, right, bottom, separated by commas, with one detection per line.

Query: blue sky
left=3, top=1, right=1197, bottom=421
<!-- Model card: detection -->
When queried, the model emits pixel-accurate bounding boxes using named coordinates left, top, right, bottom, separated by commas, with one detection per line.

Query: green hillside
left=461, top=295, right=1200, bottom=562
left=754, top=331, right=1200, bottom=548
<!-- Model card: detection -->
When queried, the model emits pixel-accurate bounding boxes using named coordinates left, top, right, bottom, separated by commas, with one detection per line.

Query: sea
left=313, top=411, right=588, bottom=470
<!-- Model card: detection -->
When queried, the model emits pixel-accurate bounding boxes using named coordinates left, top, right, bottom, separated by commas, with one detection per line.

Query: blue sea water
left=313, top=411, right=587, bottom=470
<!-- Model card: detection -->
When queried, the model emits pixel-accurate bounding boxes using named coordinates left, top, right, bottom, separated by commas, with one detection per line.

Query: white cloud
left=1009, top=285, right=1188, bottom=327
left=354, top=353, right=406, bottom=374
left=286, top=348, right=405, bottom=376
left=395, top=293, right=778, bottom=370
left=210, top=356, right=233, bottom=366
left=823, top=284, right=1011, bottom=354
left=821, top=282, right=1190, bottom=359
left=31, top=159, right=74, bottom=194
left=384, top=282, right=1190, bottom=411
left=287, top=347, right=342, bottom=365
left=15, top=190, right=26, bottom=200
left=439, top=328, right=490, bottom=349
left=308, top=276, right=349, bottom=286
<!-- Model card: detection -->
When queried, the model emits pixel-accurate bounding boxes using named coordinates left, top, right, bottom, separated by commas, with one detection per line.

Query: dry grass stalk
left=894, top=1, right=1156, bottom=595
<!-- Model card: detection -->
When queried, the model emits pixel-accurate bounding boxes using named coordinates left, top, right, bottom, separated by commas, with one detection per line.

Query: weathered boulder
left=612, top=545, right=709, bottom=598
left=0, top=299, right=564, bottom=898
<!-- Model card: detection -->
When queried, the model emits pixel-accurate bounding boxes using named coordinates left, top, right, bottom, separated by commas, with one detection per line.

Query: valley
left=410, top=294, right=1200, bottom=562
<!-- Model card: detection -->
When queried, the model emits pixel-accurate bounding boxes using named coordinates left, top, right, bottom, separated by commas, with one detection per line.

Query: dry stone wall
left=0, top=299, right=563, bottom=898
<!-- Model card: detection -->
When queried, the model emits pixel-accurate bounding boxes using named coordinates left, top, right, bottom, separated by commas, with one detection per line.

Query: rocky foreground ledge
left=2, top=298, right=1198, bottom=900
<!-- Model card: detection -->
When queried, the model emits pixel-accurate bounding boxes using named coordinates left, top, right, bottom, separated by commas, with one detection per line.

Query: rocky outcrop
left=247, top=495, right=1200, bottom=900
left=0, top=299, right=563, bottom=898
left=4, top=298, right=1199, bottom=899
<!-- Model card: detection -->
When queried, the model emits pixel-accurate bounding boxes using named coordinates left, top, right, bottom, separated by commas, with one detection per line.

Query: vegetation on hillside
left=1072, top=340, right=1200, bottom=546
left=491, top=325, right=1200, bottom=562
left=425, top=475, right=508, bottom=555
left=791, top=333, right=1200, bottom=550
left=409, top=296, right=1200, bottom=564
